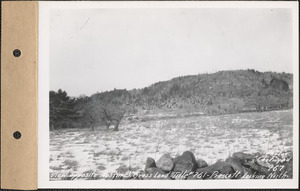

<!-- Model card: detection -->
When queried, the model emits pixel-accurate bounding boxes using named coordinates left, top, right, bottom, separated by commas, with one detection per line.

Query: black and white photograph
left=38, top=1, right=299, bottom=189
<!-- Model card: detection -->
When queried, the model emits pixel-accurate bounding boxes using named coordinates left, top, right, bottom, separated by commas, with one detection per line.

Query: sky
left=50, top=8, right=293, bottom=97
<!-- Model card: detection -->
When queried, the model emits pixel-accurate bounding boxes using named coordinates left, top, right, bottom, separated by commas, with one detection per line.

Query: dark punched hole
left=13, top=49, right=21, bottom=57
left=13, top=131, right=21, bottom=139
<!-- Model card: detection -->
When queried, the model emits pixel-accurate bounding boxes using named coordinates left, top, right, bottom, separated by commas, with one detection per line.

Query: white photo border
left=38, top=1, right=299, bottom=189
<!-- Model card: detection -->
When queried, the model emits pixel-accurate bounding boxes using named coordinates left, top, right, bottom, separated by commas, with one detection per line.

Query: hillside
left=89, top=69, right=292, bottom=115
left=50, top=69, right=293, bottom=129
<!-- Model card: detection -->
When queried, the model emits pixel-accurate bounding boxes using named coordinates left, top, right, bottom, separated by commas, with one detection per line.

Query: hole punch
left=13, top=49, right=21, bottom=57
left=13, top=131, right=21, bottom=139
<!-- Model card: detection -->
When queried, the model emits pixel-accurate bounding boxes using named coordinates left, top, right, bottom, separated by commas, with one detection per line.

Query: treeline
left=50, top=89, right=132, bottom=131
left=50, top=69, right=293, bottom=130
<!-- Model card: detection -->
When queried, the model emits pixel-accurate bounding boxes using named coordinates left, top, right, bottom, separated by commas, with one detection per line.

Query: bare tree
left=102, top=106, right=126, bottom=131
left=81, top=92, right=129, bottom=131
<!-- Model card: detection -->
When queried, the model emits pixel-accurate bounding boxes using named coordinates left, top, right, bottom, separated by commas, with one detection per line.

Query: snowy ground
left=49, top=109, right=293, bottom=180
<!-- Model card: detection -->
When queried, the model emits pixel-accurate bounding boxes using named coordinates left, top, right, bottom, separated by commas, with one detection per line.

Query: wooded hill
left=50, top=69, right=293, bottom=129
left=126, top=69, right=292, bottom=114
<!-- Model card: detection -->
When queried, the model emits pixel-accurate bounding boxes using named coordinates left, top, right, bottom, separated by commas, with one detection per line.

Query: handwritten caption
left=50, top=152, right=292, bottom=180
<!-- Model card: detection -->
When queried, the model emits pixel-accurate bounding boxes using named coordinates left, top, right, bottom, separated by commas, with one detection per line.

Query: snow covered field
left=49, top=109, right=293, bottom=180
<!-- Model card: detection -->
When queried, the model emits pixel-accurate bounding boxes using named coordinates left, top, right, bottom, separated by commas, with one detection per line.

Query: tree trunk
left=113, top=121, right=119, bottom=131
left=106, top=120, right=110, bottom=130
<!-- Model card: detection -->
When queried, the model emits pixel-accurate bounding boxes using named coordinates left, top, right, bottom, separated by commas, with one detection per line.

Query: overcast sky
left=50, top=8, right=293, bottom=97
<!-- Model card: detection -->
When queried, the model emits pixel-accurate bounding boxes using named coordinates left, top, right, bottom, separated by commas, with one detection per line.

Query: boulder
left=232, top=152, right=257, bottom=168
left=145, top=157, right=156, bottom=171
left=220, top=165, right=234, bottom=175
left=173, top=156, right=195, bottom=173
left=211, top=166, right=235, bottom=179
left=156, top=154, right=174, bottom=172
left=248, top=162, right=270, bottom=177
left=182, top=151, right=197, bottom=166
left=173, top=156, right=181, bottom=165
left=225, top=157, right=245, bottom=176
left=196, top=160, right=233, bottom=179
left=232, top=152, right=269, bottom=177
left=196, top=158, right=208, bottom=168
left=173, top=151, right=198, bottom=173
left=243, top=166, right=253, bottom=176
left=233, top=152, right=253, bottom=162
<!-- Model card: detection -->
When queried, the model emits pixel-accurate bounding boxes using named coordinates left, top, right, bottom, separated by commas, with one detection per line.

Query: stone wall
left=143, top=151, right=292, bottom=180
